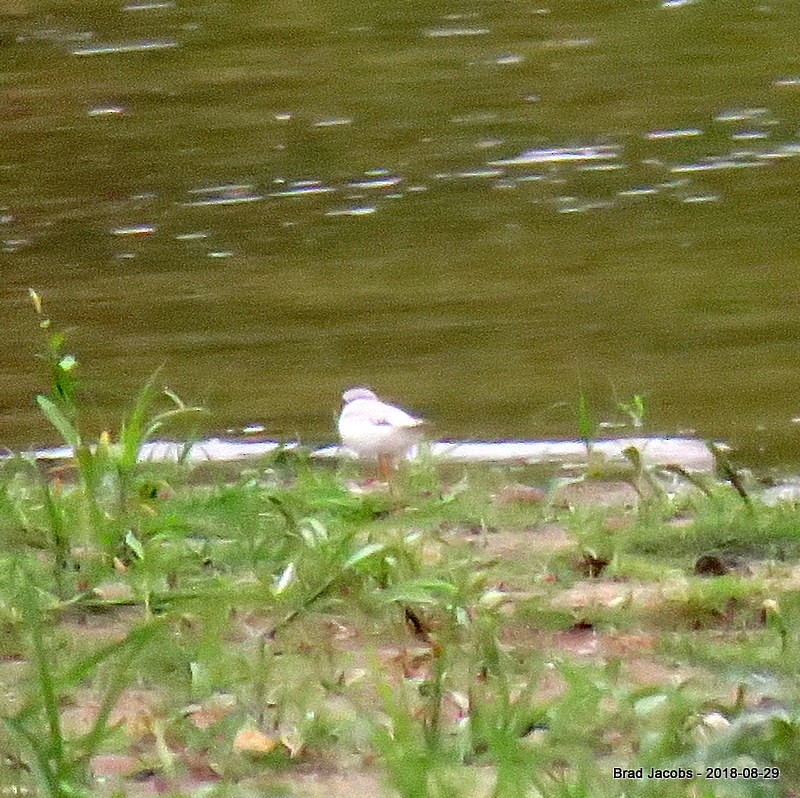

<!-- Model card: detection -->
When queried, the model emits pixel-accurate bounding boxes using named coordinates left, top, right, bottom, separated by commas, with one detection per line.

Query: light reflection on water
left=2, top=0, right=800, bottom=466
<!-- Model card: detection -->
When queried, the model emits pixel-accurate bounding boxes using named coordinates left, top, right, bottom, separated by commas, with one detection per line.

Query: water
left=2, top=0, right=800, bottom=466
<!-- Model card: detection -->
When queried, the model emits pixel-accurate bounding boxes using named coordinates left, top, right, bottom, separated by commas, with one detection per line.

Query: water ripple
left=489, top=145, right=619, bottom=166
left=71, top=38, right=178, bottom=56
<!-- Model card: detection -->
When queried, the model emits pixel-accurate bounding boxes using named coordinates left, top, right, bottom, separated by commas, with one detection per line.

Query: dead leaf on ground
left=233, top=727, right=280, bottom=756
left=185, top=693, right=237, bottom=729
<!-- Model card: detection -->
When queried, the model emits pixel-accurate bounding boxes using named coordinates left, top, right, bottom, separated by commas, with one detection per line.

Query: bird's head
left=342, top=387, right=378, bottom=404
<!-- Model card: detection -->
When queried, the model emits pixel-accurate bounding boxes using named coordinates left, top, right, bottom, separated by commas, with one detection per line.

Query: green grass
left=2, top=449, right=799, bottom=797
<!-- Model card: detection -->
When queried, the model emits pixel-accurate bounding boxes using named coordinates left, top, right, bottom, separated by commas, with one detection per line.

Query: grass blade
left=118, top=371, right=161, bottom=470
left=36, top=396, right=81, bottom=449
left=577, top=392, right=593, bottom=454
left=79, top=623, right=160, bottom=757
left=2, top=717, right=60, bottom=798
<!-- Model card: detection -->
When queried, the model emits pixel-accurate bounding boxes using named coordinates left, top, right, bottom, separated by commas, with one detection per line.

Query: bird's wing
left=379, top=403, right=424, bottom=428
left=344, top=399, right=423, bottom=428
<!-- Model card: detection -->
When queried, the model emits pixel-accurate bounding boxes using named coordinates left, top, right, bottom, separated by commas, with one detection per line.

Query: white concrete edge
left=21, top=436, right=716, bottom=471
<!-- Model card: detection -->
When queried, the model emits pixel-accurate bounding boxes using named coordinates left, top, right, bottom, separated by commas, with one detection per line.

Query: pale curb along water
left=25, top=437, right=716, bottom=471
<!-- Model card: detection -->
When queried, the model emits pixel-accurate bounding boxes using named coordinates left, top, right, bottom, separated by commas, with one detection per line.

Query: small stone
left=496, top=484, right=546, bottom=503
left=550, top=480, right=638, bottom=509
left=694, top=554, right=729, bottom=576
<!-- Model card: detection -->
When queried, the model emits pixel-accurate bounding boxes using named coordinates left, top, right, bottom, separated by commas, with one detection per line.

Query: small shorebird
left=337, top=387, right=425, bottom=478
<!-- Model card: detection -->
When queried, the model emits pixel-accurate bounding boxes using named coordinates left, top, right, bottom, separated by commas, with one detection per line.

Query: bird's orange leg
left=378, top=454, right=392, bottom=482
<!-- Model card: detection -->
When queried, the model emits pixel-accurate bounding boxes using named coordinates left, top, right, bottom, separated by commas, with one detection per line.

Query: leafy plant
left=29, top=289, right=79, bottom=414
left=29, top=289, right=204, bottom=566
left=0, top=571, right=160, bottom=798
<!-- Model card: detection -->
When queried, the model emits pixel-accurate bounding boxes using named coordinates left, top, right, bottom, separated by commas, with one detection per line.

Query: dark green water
left=2, top=0, right=800, bottom=464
